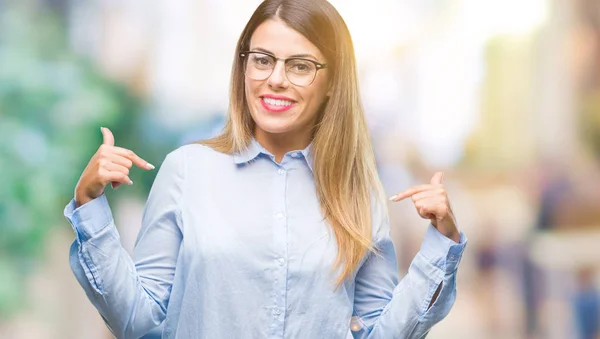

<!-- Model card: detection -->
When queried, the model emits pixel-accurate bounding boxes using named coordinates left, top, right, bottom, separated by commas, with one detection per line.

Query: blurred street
left=1, top=0, right=599, bottom=338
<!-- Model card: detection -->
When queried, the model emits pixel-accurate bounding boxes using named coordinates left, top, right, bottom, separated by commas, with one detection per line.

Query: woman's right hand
left=74, top=127, right=155, bottom=208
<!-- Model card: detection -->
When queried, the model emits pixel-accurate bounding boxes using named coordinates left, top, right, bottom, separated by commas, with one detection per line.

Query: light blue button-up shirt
left=65, top=138, right=467, bottom=339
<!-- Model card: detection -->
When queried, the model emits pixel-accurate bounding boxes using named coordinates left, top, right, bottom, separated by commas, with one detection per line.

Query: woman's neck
left=254, top=128, right=311, bottom=163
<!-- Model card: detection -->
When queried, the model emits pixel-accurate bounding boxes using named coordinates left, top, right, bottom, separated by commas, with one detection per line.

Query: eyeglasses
left=239, top=51, right=328, bottom=87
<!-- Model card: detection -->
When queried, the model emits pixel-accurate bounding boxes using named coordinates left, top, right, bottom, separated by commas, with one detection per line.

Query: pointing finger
left=389, top=184, right=432, bottom=202
left=411, top=189, right=440, bottom=203
left=110, top=146, right=155, bottom=170
left=127, top=151, right=155, bottom=170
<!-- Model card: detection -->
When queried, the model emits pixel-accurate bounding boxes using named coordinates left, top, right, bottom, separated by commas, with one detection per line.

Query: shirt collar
left=233, top=138, right=314, bottom=172
left=232, top=137, right=264, bottom=165
left=301, top=144, right=314, bottom=172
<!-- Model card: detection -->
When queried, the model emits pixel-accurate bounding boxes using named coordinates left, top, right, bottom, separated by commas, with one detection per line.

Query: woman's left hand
left=389, top=172, right=460, bottom=243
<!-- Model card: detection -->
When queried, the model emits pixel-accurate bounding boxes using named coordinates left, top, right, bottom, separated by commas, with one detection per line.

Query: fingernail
left=129, top=180, right=134, bottom=185
left=147, top=163, right=155, bottom=170
left=389, top=195, right=397, bottom=201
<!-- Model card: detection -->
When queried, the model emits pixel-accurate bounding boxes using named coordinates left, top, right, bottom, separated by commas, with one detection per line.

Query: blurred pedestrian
left=573, top=267, right=600, bottom=339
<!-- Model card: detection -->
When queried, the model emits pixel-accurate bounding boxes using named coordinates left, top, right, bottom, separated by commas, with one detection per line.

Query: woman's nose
left=267, top=61, right=289, bottom=88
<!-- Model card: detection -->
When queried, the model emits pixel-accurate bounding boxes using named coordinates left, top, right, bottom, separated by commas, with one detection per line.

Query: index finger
left=112, top=146, right=155, bottom=170
left=389, top=184, right=431, bottom=202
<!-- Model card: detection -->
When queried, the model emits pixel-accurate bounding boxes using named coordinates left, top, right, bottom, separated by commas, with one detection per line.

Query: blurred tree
left=0, top=1, right=171, bottom=318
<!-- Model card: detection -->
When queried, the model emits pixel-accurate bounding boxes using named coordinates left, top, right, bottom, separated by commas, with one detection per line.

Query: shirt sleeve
left=351, top=213, right=467, bottom=339
left=65, top=147, right=185, bottom=339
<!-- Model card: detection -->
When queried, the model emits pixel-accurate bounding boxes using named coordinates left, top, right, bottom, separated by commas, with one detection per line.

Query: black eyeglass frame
left=239, top=51, right=329, bottom=86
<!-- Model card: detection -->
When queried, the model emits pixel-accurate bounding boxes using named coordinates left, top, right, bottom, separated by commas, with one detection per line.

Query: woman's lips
left=260, top=97, right=296, bottom=113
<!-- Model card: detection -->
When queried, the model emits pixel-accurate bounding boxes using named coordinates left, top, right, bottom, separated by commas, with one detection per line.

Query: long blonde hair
left=200, top=0, right=387, bottom=286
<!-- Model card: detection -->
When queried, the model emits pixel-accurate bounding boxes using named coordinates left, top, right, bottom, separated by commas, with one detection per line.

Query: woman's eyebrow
left=251, top=47, right=318, bottom=60
left=289, top=53, right=318, bottom=60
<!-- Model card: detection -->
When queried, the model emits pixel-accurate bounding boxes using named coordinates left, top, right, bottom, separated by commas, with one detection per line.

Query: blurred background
left=1, top=0, right=599, bottom=338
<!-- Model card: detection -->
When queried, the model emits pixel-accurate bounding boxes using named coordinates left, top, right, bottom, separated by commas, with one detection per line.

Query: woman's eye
left=253, top=56, right=272, bottom=66
left=289, top=61, right=313, bottom=73
left=295, top=64, right=308, bottom=71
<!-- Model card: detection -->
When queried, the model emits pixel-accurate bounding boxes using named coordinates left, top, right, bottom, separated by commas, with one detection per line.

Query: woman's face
left=244, top=18, right=330, bottom=142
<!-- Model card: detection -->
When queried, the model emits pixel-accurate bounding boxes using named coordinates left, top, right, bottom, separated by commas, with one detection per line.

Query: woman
left=65, top=1, right=467, bottom=338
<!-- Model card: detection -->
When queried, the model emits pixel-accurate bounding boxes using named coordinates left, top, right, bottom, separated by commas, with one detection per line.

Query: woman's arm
left=351, top=217, right=467, bottom=339
left=65, top=148, right=185, bottom=339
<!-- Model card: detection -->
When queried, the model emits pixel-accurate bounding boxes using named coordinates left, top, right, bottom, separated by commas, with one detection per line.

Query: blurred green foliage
left=0, top=2, right=167, bottom=318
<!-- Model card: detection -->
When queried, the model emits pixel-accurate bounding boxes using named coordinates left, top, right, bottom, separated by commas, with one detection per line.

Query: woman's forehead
left=249, top=18, right=324, bottom=60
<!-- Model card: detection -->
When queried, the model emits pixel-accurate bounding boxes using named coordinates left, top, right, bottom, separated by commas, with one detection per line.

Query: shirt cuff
left=64, top=194, right=114, bottom=242
left=419, top=224, right=467, bottom=274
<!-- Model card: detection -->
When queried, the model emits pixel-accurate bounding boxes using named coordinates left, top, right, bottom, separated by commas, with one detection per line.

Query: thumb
left=101, top=127, right=115, bottom=146
left=430, top=172, right=443, bottom=185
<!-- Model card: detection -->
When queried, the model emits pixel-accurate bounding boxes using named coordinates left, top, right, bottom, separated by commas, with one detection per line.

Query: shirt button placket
left=272, top=165, right=288, bottom=337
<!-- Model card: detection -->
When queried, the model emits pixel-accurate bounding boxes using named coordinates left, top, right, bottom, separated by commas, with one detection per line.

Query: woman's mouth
left=260, top=96, right=296, bottom=113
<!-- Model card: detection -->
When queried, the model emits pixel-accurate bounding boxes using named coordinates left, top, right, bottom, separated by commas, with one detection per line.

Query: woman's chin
left=252, top=111, right=295, bottom=134
left=254, top=121, right=292, bottom=135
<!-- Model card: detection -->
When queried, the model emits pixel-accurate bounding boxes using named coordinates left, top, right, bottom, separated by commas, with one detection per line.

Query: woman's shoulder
left=166, top=142, right=232, bottom=166
left=370, top=189, right=391, bottom=241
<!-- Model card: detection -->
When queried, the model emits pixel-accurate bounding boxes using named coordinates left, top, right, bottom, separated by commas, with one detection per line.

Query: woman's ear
left=326, top=82, right=333, bottom=97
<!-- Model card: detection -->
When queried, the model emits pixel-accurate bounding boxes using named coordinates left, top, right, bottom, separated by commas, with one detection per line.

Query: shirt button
left=449, top=254, right=457, bottom=261
left=276, top=212, right=285, bottom=220
left=278, top=168, right=285, bottom=175
left=278, top=258, right=285, bottom=265
left=291, top=152, right=300, bottom=158
left=275, top=309, right=281, bottom=315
